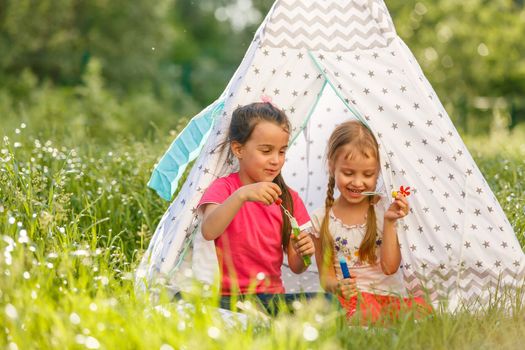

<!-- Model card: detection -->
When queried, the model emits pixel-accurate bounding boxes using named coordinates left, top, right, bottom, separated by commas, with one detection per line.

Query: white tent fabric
left=137, top=0, right=525, bottom=309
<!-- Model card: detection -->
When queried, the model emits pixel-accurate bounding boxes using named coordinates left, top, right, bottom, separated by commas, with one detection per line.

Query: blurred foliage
left=0, top=0, right=199, bottom=142
left=388, top=0, right=525, bottom=133
left=168, top=0, right=268, bottom=105
left=0, top=62, right=192, bottom=144
left=0, top=0, right=173, bottom=91
left=1, top=0, right=525, bottom=136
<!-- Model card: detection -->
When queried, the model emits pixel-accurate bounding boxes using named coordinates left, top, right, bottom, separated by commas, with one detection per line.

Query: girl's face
left=332, top=144, right=379, bottom=205
left=231, top=120, right=289, bottom=184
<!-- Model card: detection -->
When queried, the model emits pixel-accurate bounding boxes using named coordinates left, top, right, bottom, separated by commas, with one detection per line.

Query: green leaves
left=389, top=0, right=525, bottom=133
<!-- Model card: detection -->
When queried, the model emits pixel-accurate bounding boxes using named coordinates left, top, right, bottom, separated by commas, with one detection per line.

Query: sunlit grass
left=1, top=121, right=525, bottom=349
left=465, top=126, right=525, bottom=247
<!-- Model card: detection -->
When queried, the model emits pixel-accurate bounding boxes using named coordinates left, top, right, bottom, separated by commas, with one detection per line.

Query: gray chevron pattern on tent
left=261, top=0, right=396, bottom=50
left=404, top=267, right=525, bottom=305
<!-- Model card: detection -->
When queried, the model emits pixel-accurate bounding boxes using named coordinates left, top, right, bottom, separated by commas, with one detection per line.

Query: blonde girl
left=312, top=120, right=431, bottom=323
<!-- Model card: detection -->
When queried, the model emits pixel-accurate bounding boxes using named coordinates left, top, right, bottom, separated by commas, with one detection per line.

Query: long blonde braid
left=320, top=175, right=336, bottom=270
left=359, top=198, right=378, bottom=264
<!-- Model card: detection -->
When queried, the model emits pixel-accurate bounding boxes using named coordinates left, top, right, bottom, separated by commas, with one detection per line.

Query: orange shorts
left=338, top=292, right=433, bottom=324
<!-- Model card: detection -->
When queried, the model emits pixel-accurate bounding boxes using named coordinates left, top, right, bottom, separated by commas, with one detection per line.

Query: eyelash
left=261, top=150, right=286, bottom=154
left=343, top=173, right=374, bottom=177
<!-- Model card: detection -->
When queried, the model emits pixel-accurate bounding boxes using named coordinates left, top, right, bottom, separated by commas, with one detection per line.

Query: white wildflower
left=207, top=326, right=220, bottom=339
left=303, top=323, right=319, bottom=342
left=69, top=312, right=81, bottom=325
left=5, top=304, right=18, bottom=319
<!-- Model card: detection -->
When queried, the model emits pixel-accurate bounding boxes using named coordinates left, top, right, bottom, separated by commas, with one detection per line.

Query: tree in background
left=387, top=0, right=525, bottom=133
left=169, top=0, right=266, bottom=105
left=0, top=0, right=174, bottom=92
left=0, top=0, right=192, bottom=141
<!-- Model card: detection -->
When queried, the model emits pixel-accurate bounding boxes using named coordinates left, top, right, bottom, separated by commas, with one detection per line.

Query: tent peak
left=260, top=0, right=396, bottom=51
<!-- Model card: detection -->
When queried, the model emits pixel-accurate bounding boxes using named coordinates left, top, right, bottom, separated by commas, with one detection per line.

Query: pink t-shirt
left=198, top=172, right=310, bottom=295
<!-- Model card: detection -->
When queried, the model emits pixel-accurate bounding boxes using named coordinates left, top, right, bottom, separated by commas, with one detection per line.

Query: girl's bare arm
left=200, top=191, right=245, bottom=240
left=380, top=194, right=409, bottom=274
left=201, top=182, right=282, bottom=240
left=313, top=236, right=339, bottom=293
left=380, top=219, right=401, bottom=275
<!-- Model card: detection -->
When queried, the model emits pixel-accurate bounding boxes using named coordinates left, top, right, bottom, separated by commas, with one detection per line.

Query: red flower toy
left=392, top=186, right=411, bottom=198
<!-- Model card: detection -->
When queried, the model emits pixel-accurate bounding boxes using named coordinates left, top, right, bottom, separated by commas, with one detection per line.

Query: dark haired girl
left=198, top=102, right=315, bottom=314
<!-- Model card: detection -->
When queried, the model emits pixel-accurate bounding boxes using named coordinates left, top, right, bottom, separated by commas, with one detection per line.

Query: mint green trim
left=306, top=51, right=369, bottom=129
left=289, top=80, right=327, bottom=145
left=148, top=100, right=224, bottom=200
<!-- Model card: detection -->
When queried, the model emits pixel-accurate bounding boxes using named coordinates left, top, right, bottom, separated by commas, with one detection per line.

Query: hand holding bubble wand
left=275, top=198, right=311, bottom=267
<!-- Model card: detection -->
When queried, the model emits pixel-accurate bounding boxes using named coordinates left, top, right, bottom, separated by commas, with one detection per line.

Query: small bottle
left=339, top=256, right=351, bottom=279
left=290, top=217, right=311, bottom=267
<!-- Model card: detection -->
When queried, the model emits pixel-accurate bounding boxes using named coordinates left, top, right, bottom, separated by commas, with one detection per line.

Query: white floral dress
left=311, top=205, right=407, bottom=297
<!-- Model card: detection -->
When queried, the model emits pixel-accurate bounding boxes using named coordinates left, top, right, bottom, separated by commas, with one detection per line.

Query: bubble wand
left=275, top=198, right=311, bottom=267
left=361, top=185, right=412, bottom=198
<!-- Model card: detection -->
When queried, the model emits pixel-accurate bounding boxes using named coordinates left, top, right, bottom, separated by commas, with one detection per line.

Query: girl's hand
left=338, top=277, right=357, bottom=299
left=236, top=182, right=282, bottom=205
left=291, top=232, right=315, bottom=258
left=385, top=193, right=410, bottom=222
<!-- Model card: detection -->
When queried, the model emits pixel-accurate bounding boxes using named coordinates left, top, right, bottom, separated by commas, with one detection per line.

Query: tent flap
left=148, top=100, right=224, bottom=200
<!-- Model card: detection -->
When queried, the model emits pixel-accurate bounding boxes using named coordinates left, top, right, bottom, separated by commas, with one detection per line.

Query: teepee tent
left=137, top=0, right=524, bottom=309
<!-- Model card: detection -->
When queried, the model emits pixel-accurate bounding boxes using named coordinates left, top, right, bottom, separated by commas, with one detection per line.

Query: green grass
left=1, top=119, right=525, bottom=349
